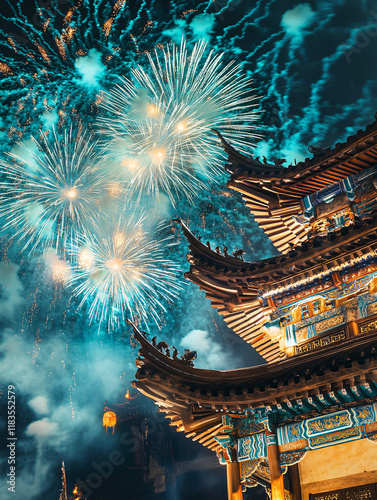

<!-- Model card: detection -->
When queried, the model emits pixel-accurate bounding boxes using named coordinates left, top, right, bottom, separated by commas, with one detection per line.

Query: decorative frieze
left=237, top=432, right=267, bottom=462
left=276, top=403, right=377, bottom=452
left=360, top=318, right=377, bottom=335
left=306, top=411, right=353, bottom=437
left=309, top=427, right=361, bottom=448
left=234, top=403, right=377, bottom=468
left=239, top=459, right=261, bottom=478
left=315, top=314, right=345, bottom=334
left=295, top=330, right=346, bottom=354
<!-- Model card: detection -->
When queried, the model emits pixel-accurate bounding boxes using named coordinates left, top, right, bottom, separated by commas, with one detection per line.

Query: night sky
left=1, top=1, right=377, bottom=499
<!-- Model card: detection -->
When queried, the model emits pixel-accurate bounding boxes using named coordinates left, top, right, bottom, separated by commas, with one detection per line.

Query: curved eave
left=213, top=129, right=284, bottom=176
left=176, top=217, right=377, bottom=362
left=176, top=216, right=377, bottom=288
left=215, top=114, right=377, bottom=181
left=173, top=218, right=248, bottom=270
left=131, top=323, right=377, bottom=457
left=131, top=322, right=377, bottom=409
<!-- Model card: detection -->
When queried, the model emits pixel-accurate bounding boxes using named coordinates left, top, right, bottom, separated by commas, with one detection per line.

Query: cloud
left=254, top=132, right=308, bottom=166
left=0, top=262, right=24, bottom=321
left=10, top=139, right=40, bottom=171
left=0, top=117, right=6, bottom=142
left=140, top=192, right=172, bottom=219
left=190, top=14, right=216, bottom=41
left=281, top=4, right=316, bottom=36
left=29, top=396, right=49, bottom=416
left=41, top=109, right=59, bottom=130
left=180, top=329, right=230, bottom=369
left=74, top=48, right=106, bottom=88
left=162, top=19, right=186, bottom=43
left=0, top=315, right=133, bottom=498
left=25, top=417, right=59, bottom=439
left=163, top=14, right=216, bottom=43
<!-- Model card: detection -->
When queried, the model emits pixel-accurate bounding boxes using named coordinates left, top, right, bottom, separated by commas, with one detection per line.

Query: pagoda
left=131, top=116, right=377, bottom=500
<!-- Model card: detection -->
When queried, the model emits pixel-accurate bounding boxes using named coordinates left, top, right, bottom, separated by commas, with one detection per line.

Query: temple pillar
left=266, top=431, right=285, bottom=500
left=348, top=320, right=359, bottom=337
left=288, top=463, right=302, bottom=500
left=226, top=461, right=243, bottom=500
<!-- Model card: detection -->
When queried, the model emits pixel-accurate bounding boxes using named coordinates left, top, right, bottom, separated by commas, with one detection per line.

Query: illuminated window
left=313, top=300, right=321, bottom=315
left=325, top=298, right=336, bottom=309
left=301, top=304, right=310, bottom=319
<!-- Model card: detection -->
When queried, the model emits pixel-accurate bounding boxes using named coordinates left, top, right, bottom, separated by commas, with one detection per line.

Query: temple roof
left=218, top=114, right=377, bottom=182
left=216, top=114, right=377, bottom=253
left=131, top=320, right=377, bottom=454
left=176, top=216, right=377, bottom=284
left=175, top=215, right=377, bottom=362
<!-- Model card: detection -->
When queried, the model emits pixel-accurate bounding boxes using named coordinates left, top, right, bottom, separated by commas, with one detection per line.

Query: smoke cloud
left=74, top=49, right=106, bottom=88
left=0, top=262, right=24, bottom=321
left=180, top=329, right=231, bottom=369
left=28, top=396, right=49, bottom=416
left=190, top=14, right=216, bottom=41
left=281, top=4, right=316, bottom=36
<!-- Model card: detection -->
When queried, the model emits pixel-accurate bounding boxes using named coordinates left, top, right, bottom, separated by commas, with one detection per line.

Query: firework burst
left=69, top=212, right=181, bottom=327
left=0, top=127, right=107, bottom=255
left=0, top=0, right=139, bottom=137
left=98, top=40, right=261, bottom=205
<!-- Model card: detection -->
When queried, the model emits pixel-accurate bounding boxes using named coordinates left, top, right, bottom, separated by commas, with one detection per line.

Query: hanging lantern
left=125, top=389, right=137, bottom=400
left=102, top=411, right=117, bottom=434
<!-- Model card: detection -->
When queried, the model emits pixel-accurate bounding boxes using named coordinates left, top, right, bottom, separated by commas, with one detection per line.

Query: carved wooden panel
left=310, top=494, right=341, bottom=500
left=295, top=329, right=347, bottom=354
left=310, top=483, right=377, bottom=500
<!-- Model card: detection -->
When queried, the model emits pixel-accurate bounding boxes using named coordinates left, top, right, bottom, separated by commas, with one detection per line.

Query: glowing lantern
left=125, top=389, right=137, bottom=400
left=72, top=485, right=81, bottom=499
left=102, top=411, right=117, bottom=434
